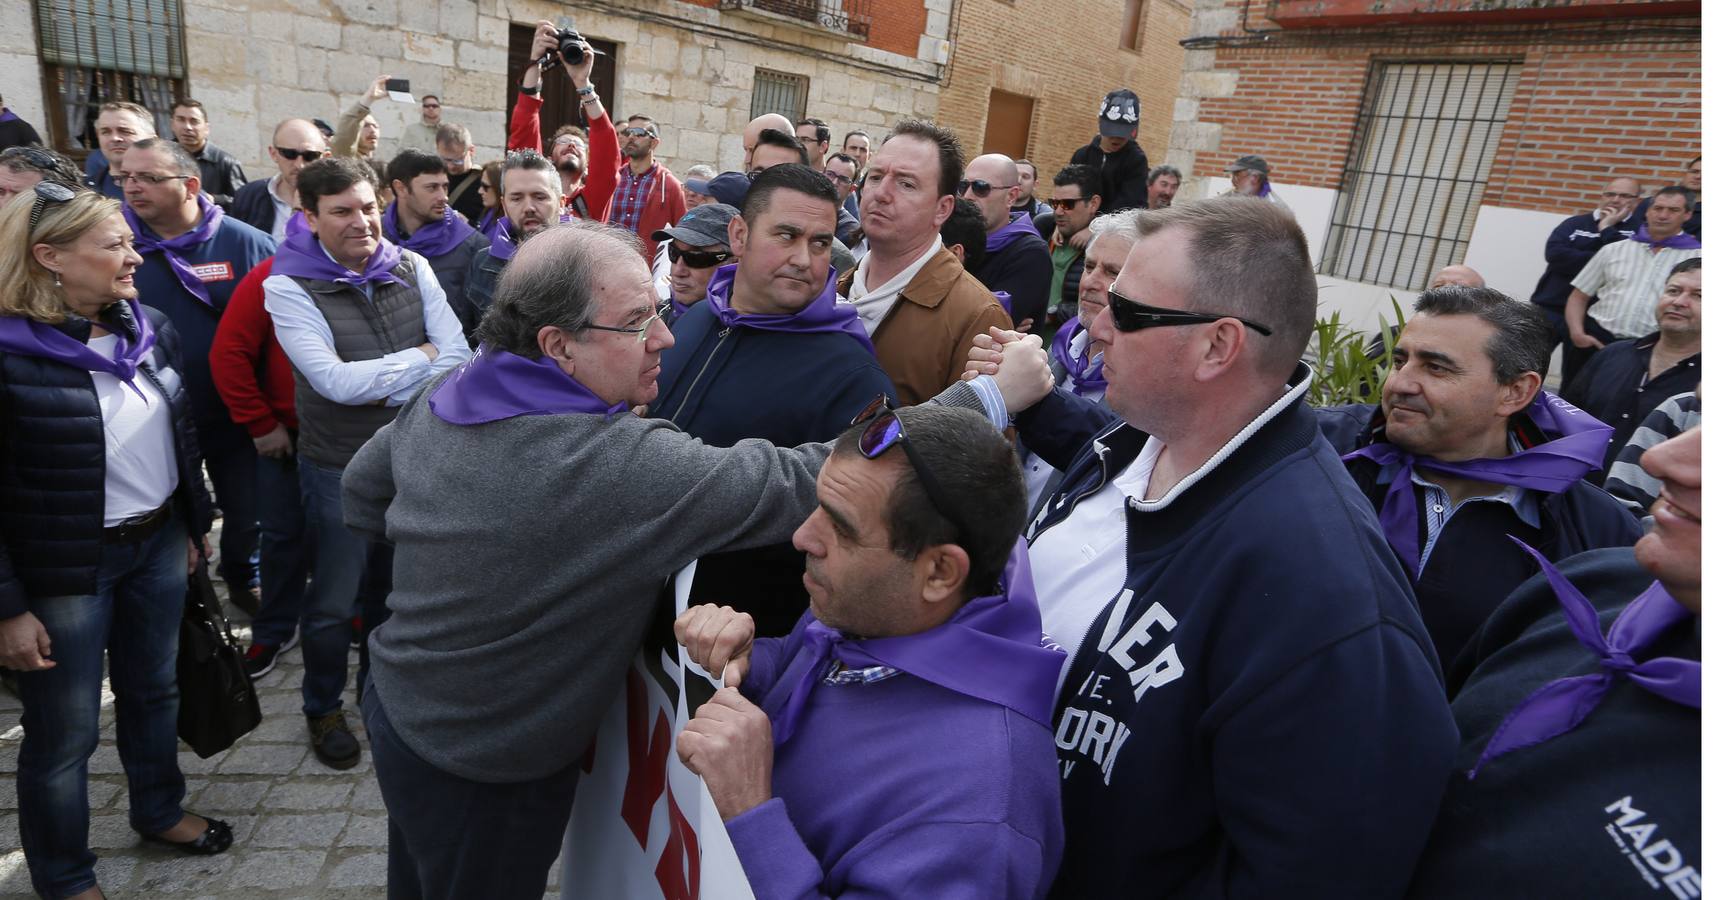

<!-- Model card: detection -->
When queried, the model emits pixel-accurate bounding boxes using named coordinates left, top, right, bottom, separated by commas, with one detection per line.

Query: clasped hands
left=963, top=326, right=1055, bottom=414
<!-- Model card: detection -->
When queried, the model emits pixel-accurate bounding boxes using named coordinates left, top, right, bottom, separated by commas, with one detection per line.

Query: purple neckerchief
left=1342, top=392, right=1612, bottom=577
left=271, top=230, right=408, bottom=290
left=1631, top=225, right=1701, bottom=251
left=704, top=264, right=875, bottom=355
left=0, top=109, right=18, bottom=124
left=1050, top=315, right=1106, bottom=395
left=992, top=290, right=1012, bottom=315
left=124, top=195, right=225, bottom=307
left=1256, top=179, right=1272, bottom=198
left=383, top=202, right=478, bottom=259
left=285, top=210, right=310, bottom=240
left=476, top=208, right=501, bottom=235
left=984, top=211, right=1042, bottom=254
left=487, top=214, right=571, bottom=261
left=767, top=539, right=1063, bottom=744
left=0, top=300, right=157, bottom=400
left=1468, top=538, right=1699, bottom=779
left=428, top=344, right=629, bottom=425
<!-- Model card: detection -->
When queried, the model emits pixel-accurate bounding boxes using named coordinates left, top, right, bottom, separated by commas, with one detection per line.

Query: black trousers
left=363, top=685, right=584, bottom=900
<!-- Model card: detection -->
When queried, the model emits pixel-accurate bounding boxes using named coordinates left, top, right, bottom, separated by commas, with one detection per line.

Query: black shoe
left=309, top=711, right=361, bottom=769
left=243, top=642, right=281, bottom=680
left=135, top=815, right=234, bottom=855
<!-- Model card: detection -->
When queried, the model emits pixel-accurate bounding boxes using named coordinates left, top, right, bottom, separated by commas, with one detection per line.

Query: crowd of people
left=0, top=25, right=1703, bottom=900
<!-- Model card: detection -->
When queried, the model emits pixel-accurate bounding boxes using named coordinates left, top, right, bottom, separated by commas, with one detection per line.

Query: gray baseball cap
left=652, top=202, right=738, bottom=249
left=1225, top=155, right=1270, bottom=176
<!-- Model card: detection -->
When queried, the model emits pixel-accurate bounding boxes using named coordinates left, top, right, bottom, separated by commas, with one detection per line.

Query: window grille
left=750, top=69, right=809, bottom=124
left=34, top=0, right=187, bottom=155
left=1321, top=60, right=1520, bottom=291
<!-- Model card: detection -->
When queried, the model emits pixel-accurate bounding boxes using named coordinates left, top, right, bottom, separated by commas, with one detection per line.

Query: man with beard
left=1145, top=164, right=1180, bottom=210
left=1046, top=164, right=1102, bottom=325
left=334, top=76, right=389, bottom=178
left=464, top=151, right=564, bottom=326
left=607, top=115, right=686, bottom=263
left=508, top=20, right=620, bottom=221
left=961, top=153, right=1049, bottom=331
left=384, top=150, right=490, bottom=333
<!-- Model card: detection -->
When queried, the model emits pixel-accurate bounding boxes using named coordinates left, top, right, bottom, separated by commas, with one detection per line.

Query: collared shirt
left=264, top=174, right=295, bottom=244
left=846, top=235, right=945, bottom=336
left=1409, top=473, right=1541, bottom=574
left=1561, top=333, right=1700, bottom=474
left=1570, top=238, right=1700, bottom=339
left=262, top=245, right=470, bottom=407
left=607, top=161, right=664, bottom=235
left=823, top=660, right=901, bottom=686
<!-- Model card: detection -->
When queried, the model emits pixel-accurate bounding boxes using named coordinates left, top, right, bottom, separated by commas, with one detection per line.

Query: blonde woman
left=0, top=185, right=232, bottom=899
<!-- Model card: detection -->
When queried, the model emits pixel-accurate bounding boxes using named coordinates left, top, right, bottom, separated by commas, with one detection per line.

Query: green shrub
left=1307, top=298, right=1407, bottom=408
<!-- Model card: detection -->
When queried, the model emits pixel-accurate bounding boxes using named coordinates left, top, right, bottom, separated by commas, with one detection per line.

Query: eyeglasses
left=552, top=136, right=584, bottom=149
left=1106, top=287, right=1272, bottom=336
left=113, top=172, right=191, bottom=187
left=957, top=179, right=1014, bottom=198
left=438, top=154, right=468, bottom=168
left=797, top=135, right=822, bottom=146
left=1049, top=197, right=1088, bottom=210
left=850, top=396, right=975, bottom=553
left=422, top=102, right=441, bottom=109
left=576, top=303, right=671, bottom=343
left=275, top=147, right=327, bottom=162
left=821, top=170, right=855, bottom=186
left=666, top=244, right=731, bottom=269
left=28, top=180, right=77, bottom=233
left=622, top=127, right=655, bottom=139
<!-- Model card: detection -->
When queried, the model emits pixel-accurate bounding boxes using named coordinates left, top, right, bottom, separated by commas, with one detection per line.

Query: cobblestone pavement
left=0, top=580, right=565, bottom=898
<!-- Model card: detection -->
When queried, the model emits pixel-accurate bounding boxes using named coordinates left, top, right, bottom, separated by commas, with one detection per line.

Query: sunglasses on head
left=1106, top=287, right=1273, bottom=336
left=849, top=395, right=974, bottom=553
left=957, top=179, right=1014, bottom=198
left=275, top=147, right=327, bottom=162
left=2, top=146, right=59, bottom=170
left=28, top=180, right=77, bottom=234
left=666, top=243, right=731, bottom=268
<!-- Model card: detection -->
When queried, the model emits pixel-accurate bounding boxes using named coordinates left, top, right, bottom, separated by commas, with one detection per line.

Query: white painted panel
left=1201, top=176, right=1338, bottom=266
left=1461, top=203, right=1575, bottom=301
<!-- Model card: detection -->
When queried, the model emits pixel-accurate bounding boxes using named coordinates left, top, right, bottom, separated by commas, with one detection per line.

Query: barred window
left=750, top=69, right=809, bottom=124
left=1321, top=60, right=1520, bottom=291
left=34, top=0, right=187, bottom=156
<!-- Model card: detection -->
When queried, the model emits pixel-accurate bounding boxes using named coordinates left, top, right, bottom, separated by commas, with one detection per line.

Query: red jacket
left=209, top=257, right=297, bottom=435
left=508, top=92, right=620, bottom=222
left=607, top=161, right=687, bottom=264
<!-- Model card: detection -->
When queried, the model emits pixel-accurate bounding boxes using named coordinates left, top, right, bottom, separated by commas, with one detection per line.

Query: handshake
left=963, top=326, right=1056, bottom=414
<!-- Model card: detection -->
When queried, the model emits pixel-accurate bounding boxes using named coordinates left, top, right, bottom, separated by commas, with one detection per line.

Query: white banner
left=559, top=564, right=756, bottom=899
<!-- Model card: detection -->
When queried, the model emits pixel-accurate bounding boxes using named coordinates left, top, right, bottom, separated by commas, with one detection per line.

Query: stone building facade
left=935, top=0, right=1190, bottom=190
left=7, top=0, right=954, bottom=178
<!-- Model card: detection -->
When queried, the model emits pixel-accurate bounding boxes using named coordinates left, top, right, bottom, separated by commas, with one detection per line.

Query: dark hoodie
left=1069, top=136, right=1149, bottom=213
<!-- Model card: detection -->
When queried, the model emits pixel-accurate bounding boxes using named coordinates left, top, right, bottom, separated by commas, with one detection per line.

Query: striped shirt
left=1571, top=239, right=1701, bottom=340
left=1604, top=391, right=1699, bottom=517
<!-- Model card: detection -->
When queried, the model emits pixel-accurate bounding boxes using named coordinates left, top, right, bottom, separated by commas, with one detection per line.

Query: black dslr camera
left=538, top=29, right=602, bottom=70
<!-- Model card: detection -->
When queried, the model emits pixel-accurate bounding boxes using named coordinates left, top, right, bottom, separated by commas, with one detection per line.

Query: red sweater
left=508, top=92, right=620, bottom=222
left=209, top=257, right=297, bottom=435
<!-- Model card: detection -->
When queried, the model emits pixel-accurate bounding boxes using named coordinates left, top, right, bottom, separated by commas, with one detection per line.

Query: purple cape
left=1050, top=315, right=1106, bottom=394
left=1468, top=538, right=1699, bottom=778
left=1632, top=225, right=1701, bottom=250
left=285, top=210, right=310, bottom=240
left=123, top=196, right=226, bottom=307
left=271, top=230, right=408, bottom=290
left=767, top=539, right=1064, bottom=743
left=1342, top=392, right=1613, bottom=577
left=705, top=264, right=875, bottom=355
left=383, top=202, right=478, bottom=258
left=427, top=345, right=629, bottom=425
left=984, top=211, right=1043, bottom=254
left=0, top=300, right=157, bottom=399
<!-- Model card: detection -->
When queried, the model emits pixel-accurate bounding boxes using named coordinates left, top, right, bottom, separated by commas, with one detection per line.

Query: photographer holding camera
left=507, top=20, right=619, bottom=224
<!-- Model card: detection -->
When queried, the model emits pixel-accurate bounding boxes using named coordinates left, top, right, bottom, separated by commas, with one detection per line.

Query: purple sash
left=0, top=301, right=157, bottom=399
left=984, top=212, right=1042, bottom=253
left=1050, top=316, right=1106, bottom=395
left=705, top=264, right=875, bottom=355
left=383, top=202, right=478, bottom=259
left=767, top=540, right=1063, bottom=744
left=271, top=230, right=408, bottom=290
left=284, top=210, right=310, bottom=240
left=428, top=345, right=628, bottom=425
left=123, top=196, right=226, bottom=307
left=1632, top=225, right=1701, bottom=251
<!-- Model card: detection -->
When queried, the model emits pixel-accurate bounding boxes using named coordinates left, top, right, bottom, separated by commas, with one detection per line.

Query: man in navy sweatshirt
left=962, top=153, right=1050, bottom=331
left=962, top=194, right=1458, bottom=897
left=675, top=404, right=1063, bottom=899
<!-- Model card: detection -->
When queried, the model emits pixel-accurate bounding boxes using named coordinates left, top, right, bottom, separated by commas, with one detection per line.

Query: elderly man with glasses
left=962, top=194, right=1457, bottom=899
left=961, top=153, right=1050, bottom=332
left=1527, top=176, right=1645, bottom=377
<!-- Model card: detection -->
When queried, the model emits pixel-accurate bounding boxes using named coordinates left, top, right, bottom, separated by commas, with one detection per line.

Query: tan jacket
left=842, top=249, right=1014, bottom=406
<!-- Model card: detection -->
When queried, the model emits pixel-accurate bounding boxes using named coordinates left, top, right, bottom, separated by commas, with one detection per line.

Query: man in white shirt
left=1565, top=185, right=1701, bottom=351
left=232, top=119, right=329, bottom=242
left=262, top=156, right=468, bottom=770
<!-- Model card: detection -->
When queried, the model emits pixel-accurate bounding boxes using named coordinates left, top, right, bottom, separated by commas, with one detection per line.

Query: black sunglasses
left=666, top=243, right=731, bottom=269
left=28, top=180, right=77, bottom=233
left=850, top=396, right=975, bottom=553
left=956, top=179, right=1014, bottom=198
left=274, top=146, right=327, bottom=162
left=1048, top=197, right=1088, bottom=210
left=1107, top=287, right=1273, bottom=336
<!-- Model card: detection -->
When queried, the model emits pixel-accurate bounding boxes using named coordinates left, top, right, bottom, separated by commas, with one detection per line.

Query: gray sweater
left=342, top=374, right=840, bottom=783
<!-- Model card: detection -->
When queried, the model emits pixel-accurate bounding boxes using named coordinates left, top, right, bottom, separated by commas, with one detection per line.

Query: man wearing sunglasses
left=649, top=202, right=737, bottom=321
left=962, top=194, right=1457, bottom=898
left=607, top=115, right=687, bottom=264
left=231, top=118, right=329, bottom=243
left=961, top=153, right=1049, bottom=332
left=1046, top=164, right=1102, bottom=327
left=121, top=138, right=276, bottom=611
left=396, top=94, right=444, bottom=156
left=673, top=404, right=1062, bottom=899
left=651, top=165, right=893, bottom=637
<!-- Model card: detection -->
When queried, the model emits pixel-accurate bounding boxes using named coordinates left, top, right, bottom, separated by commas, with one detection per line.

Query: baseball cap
left=689, top=171, right=750, bottom=208
left=652, top=202, right=739, bottom=249
left=311, top=118, right=335, bottom=139
left=1225, top=155, right=1270, bottom=176
left=1098, top=89, right=1141, bottom=139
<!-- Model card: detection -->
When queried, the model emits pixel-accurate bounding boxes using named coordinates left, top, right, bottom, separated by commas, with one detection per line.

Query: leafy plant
left=1307, top=297, right=1407, bottom=408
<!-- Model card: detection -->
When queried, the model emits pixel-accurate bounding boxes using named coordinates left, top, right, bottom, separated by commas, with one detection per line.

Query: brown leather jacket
left=841, top=249, right=1013, bottom=406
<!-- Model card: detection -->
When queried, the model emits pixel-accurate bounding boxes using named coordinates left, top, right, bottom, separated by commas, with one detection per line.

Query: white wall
left=1462, top=203, right=1570, bottom=301
left=1201, top=176, right=1339, bottom=267
left=1, top=0, right=47, bottom=130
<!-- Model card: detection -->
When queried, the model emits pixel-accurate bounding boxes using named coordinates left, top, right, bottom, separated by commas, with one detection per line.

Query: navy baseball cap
left=687, top=171, right=750, bottom=208
left=652, top=203, right=739, bottom=249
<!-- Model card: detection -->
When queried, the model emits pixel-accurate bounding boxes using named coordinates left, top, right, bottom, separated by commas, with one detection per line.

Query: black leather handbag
left=177, top=562, right=262, bottom=757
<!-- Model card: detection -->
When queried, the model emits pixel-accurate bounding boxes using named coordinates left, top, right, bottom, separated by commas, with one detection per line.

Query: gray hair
left=1413, top=286, right=1553, bottom=384
left=130, top=137, right=199, bottom=178
left=435, top=122, right=472, bottom=148
left=474, top=221, right=645, bottom=357
left=1147, top=164, right=1183, bottom=185
left=685, top=164, right=717, bottom=182
left=1088, top=208, right=1152, bottom=249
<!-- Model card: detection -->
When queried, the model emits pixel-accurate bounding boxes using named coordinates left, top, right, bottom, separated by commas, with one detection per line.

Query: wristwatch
left=577, top=84, right=597, bottom=99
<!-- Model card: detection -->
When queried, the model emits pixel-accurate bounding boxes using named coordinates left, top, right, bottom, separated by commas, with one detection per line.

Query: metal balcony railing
left=719, top=0, right=872, bottom=41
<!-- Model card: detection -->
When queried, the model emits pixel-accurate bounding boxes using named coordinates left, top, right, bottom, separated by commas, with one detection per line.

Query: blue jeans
left=298, top=457, right=382, bottom=718
left=205, top=442, right=260, bottom=595
left=251, top=452, right=310, bottom=647
left=17, top=516, right=190, bottom=898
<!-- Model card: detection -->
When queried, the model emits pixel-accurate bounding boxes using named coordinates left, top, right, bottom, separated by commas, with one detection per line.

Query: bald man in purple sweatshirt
left=676, top=403, right=1063, bottom=899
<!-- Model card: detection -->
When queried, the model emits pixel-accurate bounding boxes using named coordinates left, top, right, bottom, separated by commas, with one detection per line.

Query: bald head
left=743, top=113, right=795, bottom=166
left=268, top=118, right=330, bottom=190
left=962, top=153, right=1021, bottom=232
left=1428, top=264, right=1485, bottom=290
